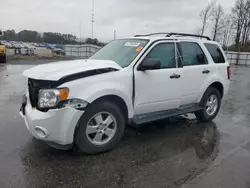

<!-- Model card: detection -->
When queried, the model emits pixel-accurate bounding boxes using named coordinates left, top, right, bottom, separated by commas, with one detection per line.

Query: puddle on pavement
left=18, top=117, right=219, bottom=188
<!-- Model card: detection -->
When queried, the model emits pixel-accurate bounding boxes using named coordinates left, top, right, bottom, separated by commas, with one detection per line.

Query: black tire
left=195, top=87, right=221, bottom=122
left=75, top=100, right=125, bottom=154
left=0, top=55, right=6, bottom=63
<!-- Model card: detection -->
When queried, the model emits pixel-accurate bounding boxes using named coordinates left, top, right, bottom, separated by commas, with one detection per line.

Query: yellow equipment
left=0, top=30, right=6, bottom=63
left=0, top=43, right=6, bottom=63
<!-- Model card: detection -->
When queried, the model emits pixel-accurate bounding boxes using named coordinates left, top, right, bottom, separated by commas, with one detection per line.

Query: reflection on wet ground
left=0, top=61, right=250, bottom=188
left=18, top=118, right=218, bottom=188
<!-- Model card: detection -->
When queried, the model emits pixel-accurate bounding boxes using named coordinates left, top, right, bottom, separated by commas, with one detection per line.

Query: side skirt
left=132, top=103, right=202, bottom=125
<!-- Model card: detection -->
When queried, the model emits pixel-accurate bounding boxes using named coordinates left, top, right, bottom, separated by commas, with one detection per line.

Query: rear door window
left=180, top=42, right=207, bottom=66
left=204, top=43, right=225, bottom=63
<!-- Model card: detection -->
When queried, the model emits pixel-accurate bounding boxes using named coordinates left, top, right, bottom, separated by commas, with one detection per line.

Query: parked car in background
left=52, top=47, right=65, bottom=55
left=31, top=42, right=39, bottom=47
left=30, top=44, right=36, bottom=50
left=19, top=42, right=35, bottom=55
left=1, top=41, right=13, bottom=49
left=11, top=41, right=22, bottom=49
left=46, top=44, right=56, bottom=49
left=54, top=44, right=65, bottom=50
left=19, top=42, right=26, bottom=49
left=23, top=42, right=36, bottom=50
left=39, top=43, right=47, bottom=48
left=22, top=42, right=30, bottom=49
left=6, top=42, right=14, bottom=49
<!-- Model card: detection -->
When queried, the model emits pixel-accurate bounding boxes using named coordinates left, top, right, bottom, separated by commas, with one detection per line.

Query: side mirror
left=138, top=58, right=161, bottom=71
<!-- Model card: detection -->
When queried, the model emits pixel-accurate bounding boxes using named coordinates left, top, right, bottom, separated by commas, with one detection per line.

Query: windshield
left=89, top=39, right=148, bottom=67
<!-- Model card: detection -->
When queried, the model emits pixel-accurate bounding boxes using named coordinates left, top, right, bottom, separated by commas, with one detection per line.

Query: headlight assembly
left=38, top=88, right=69, bottom=108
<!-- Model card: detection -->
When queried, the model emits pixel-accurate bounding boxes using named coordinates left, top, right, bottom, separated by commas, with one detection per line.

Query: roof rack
left=134, top=32, right=171, bottom=37
left=134, top=32, right=211, bottom=41
left=168, top=33, right=211, bottom=41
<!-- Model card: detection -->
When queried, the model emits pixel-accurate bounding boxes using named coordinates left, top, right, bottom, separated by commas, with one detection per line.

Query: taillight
left=227, top=66, right=231, bottom=80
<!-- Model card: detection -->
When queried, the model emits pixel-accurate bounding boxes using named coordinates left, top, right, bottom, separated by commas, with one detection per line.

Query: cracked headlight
left=38, top=88, right=69, bottom=108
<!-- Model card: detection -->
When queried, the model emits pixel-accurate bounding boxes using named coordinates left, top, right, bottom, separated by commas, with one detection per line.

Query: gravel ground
left=0, top=61, right=250, bottom=188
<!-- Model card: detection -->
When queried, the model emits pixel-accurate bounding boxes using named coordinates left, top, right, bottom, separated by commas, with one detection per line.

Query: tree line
left=0, top=29, right=105, bottom=46
left=3, top=0, right=250, bottom=51
left=198, top=0, right=250, bottom=52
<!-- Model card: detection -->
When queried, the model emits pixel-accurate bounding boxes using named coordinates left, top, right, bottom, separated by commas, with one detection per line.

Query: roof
left=126, top=36, right=218, bottom=45
left=127, top=32, right=218, bottom=44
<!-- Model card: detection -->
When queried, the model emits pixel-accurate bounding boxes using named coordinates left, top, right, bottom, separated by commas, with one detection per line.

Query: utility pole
left=79, top=20, right=82, bottom=44
left=92, top=0, right=95, bottom=38
left=114, top=29, right=116, bottom=40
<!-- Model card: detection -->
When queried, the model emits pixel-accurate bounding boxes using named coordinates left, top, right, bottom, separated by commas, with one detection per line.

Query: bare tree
left=211, top=4, right=224, bottom=41
left=241, top=0, right=250, bottom=48
left=222, top=15, right=234, bottom=49
left=199, top=1, right=215, bottom=35
left=231, top=0, right=247, bottom=50
left=194, top=28, right=202, bottom=35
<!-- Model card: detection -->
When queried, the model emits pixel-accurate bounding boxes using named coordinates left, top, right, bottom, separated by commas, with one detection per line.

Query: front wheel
left=195, top=87, right=221, bottom=122
left=75, top=100, right=125, bottom=154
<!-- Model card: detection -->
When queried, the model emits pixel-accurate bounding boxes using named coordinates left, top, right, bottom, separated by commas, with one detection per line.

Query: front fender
left=76, top=83, right=133, bottom=118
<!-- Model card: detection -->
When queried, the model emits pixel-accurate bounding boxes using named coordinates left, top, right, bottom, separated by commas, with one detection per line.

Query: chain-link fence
left=65, top=44, right=101, bottom=59
left=6, top=47, right=52, bottom=57
left=225, top=51, right=250, bottom=65
left=64, top=44, right=250, bottom=65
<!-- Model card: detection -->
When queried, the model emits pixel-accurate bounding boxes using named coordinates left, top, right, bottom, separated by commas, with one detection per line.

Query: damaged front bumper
left=19, top=93, right=84, bottom=146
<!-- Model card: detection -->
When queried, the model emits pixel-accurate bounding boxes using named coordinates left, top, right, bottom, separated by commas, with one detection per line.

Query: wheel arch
left=209, top=82, right=224, bottom=98
left=198, top=81, right=224, bottom=102
left=83, top=87, right=134, bottom=119
left=90, top=95, right=129, bottom=123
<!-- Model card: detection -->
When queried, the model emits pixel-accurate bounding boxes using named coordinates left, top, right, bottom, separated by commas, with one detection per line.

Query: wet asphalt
left=0, top=60, right=250, bottom=188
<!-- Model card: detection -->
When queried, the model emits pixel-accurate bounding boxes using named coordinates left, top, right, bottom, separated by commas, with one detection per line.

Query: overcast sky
left=1, top=0, right=235, bottom=41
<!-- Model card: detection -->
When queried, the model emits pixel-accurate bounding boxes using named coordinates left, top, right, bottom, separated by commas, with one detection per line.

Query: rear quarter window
left=204, top=43, right=225, bottom=63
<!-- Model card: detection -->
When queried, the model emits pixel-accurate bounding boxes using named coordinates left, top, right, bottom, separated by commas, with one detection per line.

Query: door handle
left=202, top=69, right=210, bottom=74
left=170, top=73, right=181, bottom=79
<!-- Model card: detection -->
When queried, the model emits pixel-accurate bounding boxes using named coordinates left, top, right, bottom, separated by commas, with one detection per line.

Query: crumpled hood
left=23, top=59, right=122, bottom=81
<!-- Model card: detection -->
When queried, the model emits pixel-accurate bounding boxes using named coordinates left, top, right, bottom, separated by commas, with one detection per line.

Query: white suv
left=20, top=33, right=230, bottom=154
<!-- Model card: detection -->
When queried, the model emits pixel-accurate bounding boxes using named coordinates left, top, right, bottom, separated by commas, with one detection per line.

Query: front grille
left=28, top=79, right=39, bottom=107
left=28, top=78, right=56, bottom=108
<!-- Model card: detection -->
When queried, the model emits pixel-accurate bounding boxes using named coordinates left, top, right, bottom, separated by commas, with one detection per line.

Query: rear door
left=203, top=42, right=230, bottom=92
left=203, top=42, right=229, bottom=78
left=177, top=41, right=211, bottom=106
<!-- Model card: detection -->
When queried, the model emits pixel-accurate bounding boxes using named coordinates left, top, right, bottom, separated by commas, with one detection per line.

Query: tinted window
left=180, top=42, right=207, bottom=66
left=145, top=43, right=176, bottom=68
left=204, top=43, right=225, bottom=63
left=89, top=39, right=148, bottom=67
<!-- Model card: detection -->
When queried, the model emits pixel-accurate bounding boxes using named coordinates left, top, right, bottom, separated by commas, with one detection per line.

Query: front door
left=134, top=41, right=182, bottom=115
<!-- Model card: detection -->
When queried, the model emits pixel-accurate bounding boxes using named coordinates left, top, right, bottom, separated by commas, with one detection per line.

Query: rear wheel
left=75, top=100, right=125, bottom=154
left=195, top=87, right=221, bottom=122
